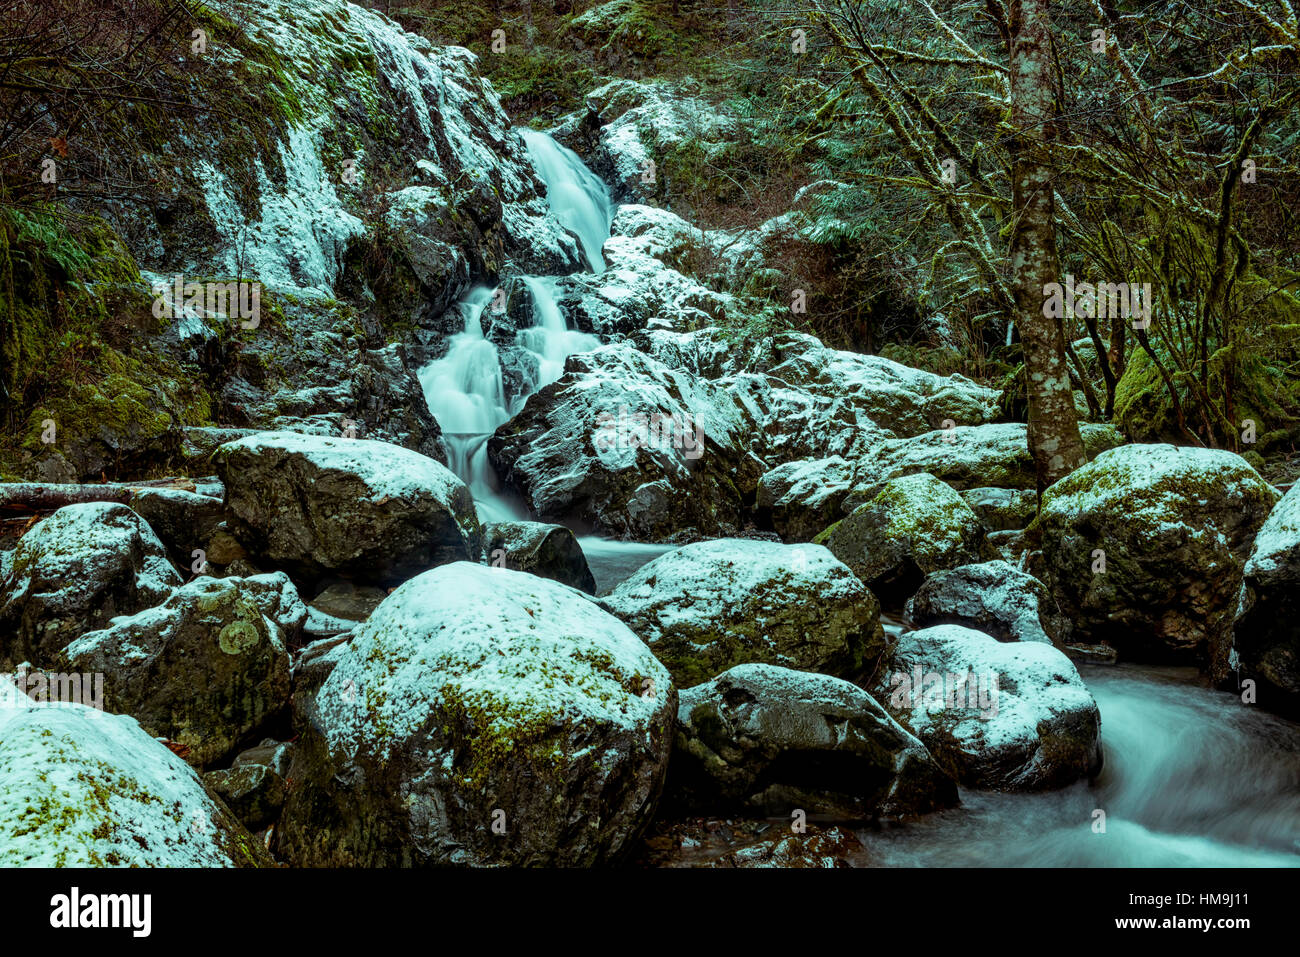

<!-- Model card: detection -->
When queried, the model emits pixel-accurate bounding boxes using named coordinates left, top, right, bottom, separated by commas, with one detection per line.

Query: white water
left=419, top=130, right=611, bottom=525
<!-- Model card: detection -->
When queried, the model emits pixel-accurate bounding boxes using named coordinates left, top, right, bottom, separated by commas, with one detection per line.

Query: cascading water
left=418, top=130, right=611, bottom=524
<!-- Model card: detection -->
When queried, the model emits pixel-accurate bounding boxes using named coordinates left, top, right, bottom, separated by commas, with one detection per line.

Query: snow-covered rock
left=671, top=664, right=957, bottom=818
left=277, top=563, right=675, bottom=867
left=127, top=487, right=225, bottom=568
left=0, top=503, right=180, bottom=668
left=864, top=422, right=1125, bottom=491
left=215, top=432, right=481, bottom=584
left=755, top=457, right=858, bottom=542
left=600, top=539, right=884, bottom=688
left=815, top=473, right=994, bottom=606
left=1226, top=484, right=1300, bottom=704
left=0, top=701, right=272, bottom=866
left=960, top=486, right=1038, bottom=532
left=906, top=561, right=1067, bottom=646
left=877, top=625, right=1102, bottom=790
left=60, top=576, right=293, bottom=768
left=1036, top=444, right=1278, bottom=662
left=484, top=521, right=597, bottom=593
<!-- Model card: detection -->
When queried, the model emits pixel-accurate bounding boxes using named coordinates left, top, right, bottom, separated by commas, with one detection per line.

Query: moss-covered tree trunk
left=1008, top=0, right=1086, bottom=492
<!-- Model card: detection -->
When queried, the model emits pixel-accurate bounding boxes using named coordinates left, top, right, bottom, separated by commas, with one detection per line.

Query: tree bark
left=1007, top=0, right=1087, bottom=492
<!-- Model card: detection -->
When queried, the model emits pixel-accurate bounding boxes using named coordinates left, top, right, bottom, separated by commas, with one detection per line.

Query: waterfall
left=419, top=130, right=613, bottom=521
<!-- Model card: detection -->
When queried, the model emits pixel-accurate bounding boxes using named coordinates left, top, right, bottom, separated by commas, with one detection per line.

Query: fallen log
left=0, top=479, right=207, bottom=514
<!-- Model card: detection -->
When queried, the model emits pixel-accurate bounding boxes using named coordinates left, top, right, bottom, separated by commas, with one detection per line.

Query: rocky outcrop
left=0, top=700, right=272, bottom=866
left=907, top=561, right=1067, bottom=646
left=277, top=563, right=675, bottom=867
left=878, top=625, right=1102, bottom=790
left=0, top=503, right=180, bottom=668
left=484, top=521, right=597, bottom=593
left=59, top=576, right=294, bottom=768
left=670, top=664, right=957, bottom=819
left=815, top=473, right=994, bottom=606
left=1226, top=484, right=1300, bottom=708
left=601, top=539, right=884, bottom=688
left=215, top=432, right=481, bottom=585
left=1035, top=444, right=1278, bottom=663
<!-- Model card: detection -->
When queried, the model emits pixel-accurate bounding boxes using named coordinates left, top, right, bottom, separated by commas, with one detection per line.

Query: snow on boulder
left=1226, top=484, right=1300, bottom=707
left=864, top=422, right=1125, bottom=491
left=876, top=625, right=1102, bottom=790
left=600, top=539, right=885, bottom=688
left=59, top=577, right=293, bottom=768
left=1035, top=444, right=1278, bottom=663
left=215, top=432, right=481, bottom=585
left=671, top=664, right=957, bottom=819
left=484, top=521, right=597, bottom=594
left=814, top=472, right=994, bottom=607
left=907, top=561, right=1067, bottom=646
left=0, top=700, right=272, bottom=866
left=755, top=456, right=858, bottom=542
left=0, top=503, right=180, bottom=668
left=276, top=563, right=676, bottom=867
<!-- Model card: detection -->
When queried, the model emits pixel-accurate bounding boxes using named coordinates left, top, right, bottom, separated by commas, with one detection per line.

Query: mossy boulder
left=814, top=472, right=995, bottom=606
left=483, top=520, right=596, bottom=593
left=1034, top=443, right=1279, bottom=662
left=876, top=624, right=1102, bottom=790
left=600, top=539, right=885, bottom=689
left=669, top=664, right=957, bottom=819
left=202, top=763, right=287, bottom=833
left=214, top=432, right=482, bottom=586
left=0, top=701, right=272, bottom=866
left=0, top=503, right=180, bottom=668
left=1226, top=484, right=1300, bottom=710
left=276, top=562, right=676, bottom=867
left=59, top=576, right=294, bottom=768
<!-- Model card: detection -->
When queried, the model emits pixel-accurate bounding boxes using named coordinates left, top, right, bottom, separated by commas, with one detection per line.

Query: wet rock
left=0, top=503, right=180, bottom=668
left=671, top=664, right=957, bottom=819
left=877, top=624, right=1102, bottom=790
left=215, top=432, right=482, bottom=586
left=601, top=539, right=884, bottom=688
left=203, top=763, right=286, bottom=833
left=484, top=521, right=597, bottom=593
left=277, top=563, right=675, bottom=867
left=907, top=560, right=1067, bottom=646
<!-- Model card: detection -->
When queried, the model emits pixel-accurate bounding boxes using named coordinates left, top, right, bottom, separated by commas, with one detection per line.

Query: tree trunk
left=1007, top=0, right=1087, bottom=493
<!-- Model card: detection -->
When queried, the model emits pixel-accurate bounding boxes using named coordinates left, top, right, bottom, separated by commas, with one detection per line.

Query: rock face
left=878, top=625, right=1102, bottom=790
left=671, top=664, right=957, bottom=819
left=1035, top=444, right=1278, bottom=662
left=60, top=576, right=293, bottom=768
left=215, top=432, right=482, bottom=585
left=755, top=457, right=857, bottom=542
left=0, top=503, right=180, bottom=668
left=1227, top=485, right=1300, bottom=707
left=0, top=701, right=272, bottom=866
left=484, top=521, right=597, bottom=593
left=907, top=561, right=1067, bottom=646
left=277, top=563, right=676, bottom=867
left=601, top=539, right=884, bottom=688
left=815, top=473, right=993, bottom=607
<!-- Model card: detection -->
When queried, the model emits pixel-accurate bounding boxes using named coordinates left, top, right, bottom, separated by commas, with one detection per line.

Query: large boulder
left=59, top=576, right=293, bottom=768
left=215, top=432, right=482, bottom=585
left=671, top=664, right=957, bottom=819
left=864, top=422, right=1125, bottom=491
left=0, top=503, right=180, bottom=668
left=601, top=539, right=884, bottom=688
left=0, top=700, right=273, bottom=866
left=907, top=561, right=1067, bottom=646
left=484, top=521, right=597, bottom=593
left=755, top=457, right=857, bottom=542
left=1035, top=444, right=1278, bottom=662
left=277, top=563, right=676, bottom=867
left=815, top=472, right=994, bottom=606
left=1226, top=484, right=1300, bottom=708
left=878, top=625, right=1102, bottom=790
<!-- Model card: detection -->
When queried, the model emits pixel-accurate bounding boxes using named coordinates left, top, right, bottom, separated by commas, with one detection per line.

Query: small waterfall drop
left=419, top=130, right=612, bottom=521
